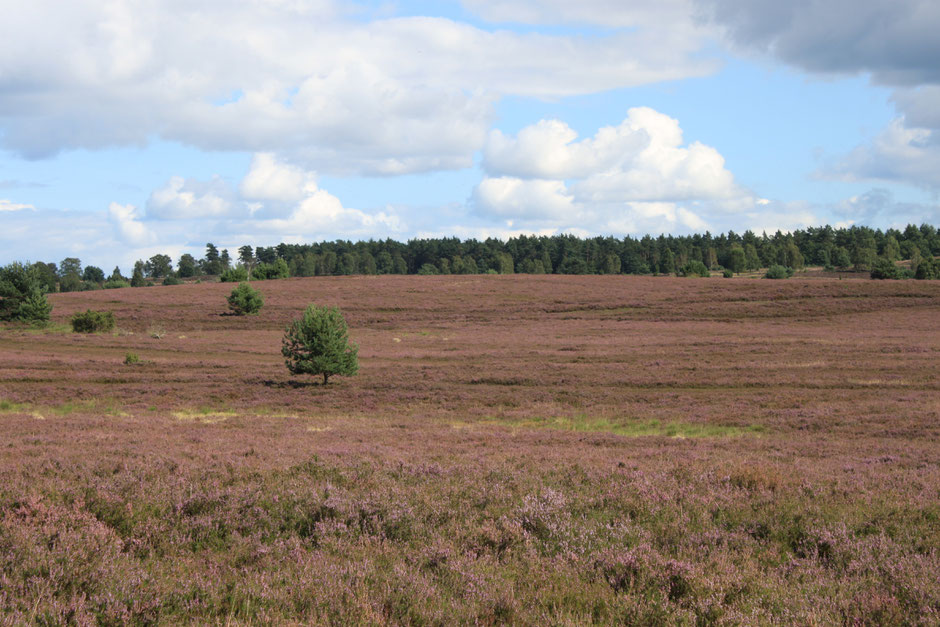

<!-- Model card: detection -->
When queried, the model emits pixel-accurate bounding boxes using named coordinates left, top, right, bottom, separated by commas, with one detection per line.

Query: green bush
left=220, top=266, right=250, bottom=282
left=103, top=279, right=131, bottom=289
left=914, top=257, right=940, bottom=280
left=124, top=352, right=140, bottom=365
left=70, top=310, right=116, bottom=333
left=162, top=274, right=183, bottom=286
left=417, top=263, right=439, bottom=275
left=722, top=268, right=734, bottom=278
left=678, top=260, right=710, bottom=277
left=870, top=258, right=902, bottom=280
left=764, top=265, right=793, bottom=279
left=227, top=283, right=264, bottom=315
left=282, top=305, right=359, bottom=385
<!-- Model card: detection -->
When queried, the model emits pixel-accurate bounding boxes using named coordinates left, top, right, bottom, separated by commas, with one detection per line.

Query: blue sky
left=1, top=0, right=939, bottom=271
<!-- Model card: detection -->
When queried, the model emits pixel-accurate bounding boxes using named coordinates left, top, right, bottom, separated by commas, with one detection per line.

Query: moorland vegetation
left=0, top=275, right=937, bottom=623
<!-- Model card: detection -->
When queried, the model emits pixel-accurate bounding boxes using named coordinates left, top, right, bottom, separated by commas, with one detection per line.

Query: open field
left=1, top=275, right=939, bottom=624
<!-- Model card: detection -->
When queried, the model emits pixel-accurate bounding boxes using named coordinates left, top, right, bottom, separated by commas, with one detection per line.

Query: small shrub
left=722, top=268, right=734, bottom=278
left=678, top=260, right=710, bottom=277
left=220, top=266, right=250, bottom=282
left=417, top=263, right=439, bottom=275
left=227, top=283, right=264, bottom=315
left=765, top=265, right=793, bottom=279
left=103, top=279, right=131, bottom=289
left=124, top=352, right=140, bottom=365
left=148, top=323, right=166, bottom=339
left=870, top=258, right=902, bottom=280
left=162, top=274, right=183, bottom=286
left=70, top=310, right=116, bottom=333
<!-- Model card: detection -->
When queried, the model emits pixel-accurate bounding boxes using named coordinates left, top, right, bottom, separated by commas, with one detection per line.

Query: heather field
left=1, top=275, right=939, bottom=625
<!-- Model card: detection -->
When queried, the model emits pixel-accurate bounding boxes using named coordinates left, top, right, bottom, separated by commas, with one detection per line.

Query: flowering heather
left=0, top=275, right=938, bottom=624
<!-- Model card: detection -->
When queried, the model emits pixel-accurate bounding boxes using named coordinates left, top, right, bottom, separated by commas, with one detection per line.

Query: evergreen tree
left=282, top=305, right=359, bottom=385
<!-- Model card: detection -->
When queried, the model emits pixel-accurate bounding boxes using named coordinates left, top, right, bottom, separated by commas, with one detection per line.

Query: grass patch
left=172, top=407, right=237, bottom=423
left=0, top=399, right=29, bottom=412
left=480, top=414, right=765, bottom=438
left=0, top=397, right=126, bottom=417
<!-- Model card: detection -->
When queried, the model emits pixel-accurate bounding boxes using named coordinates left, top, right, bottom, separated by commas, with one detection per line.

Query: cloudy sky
left=1, top=0, right=939, bottom=270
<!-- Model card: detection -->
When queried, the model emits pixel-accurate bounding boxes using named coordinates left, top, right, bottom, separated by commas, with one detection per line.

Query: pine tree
left=282, top=305, right=359, bottom=385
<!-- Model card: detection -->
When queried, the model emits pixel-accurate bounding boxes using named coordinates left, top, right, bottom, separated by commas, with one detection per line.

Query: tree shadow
left=261, top=379, right=321, bottom=389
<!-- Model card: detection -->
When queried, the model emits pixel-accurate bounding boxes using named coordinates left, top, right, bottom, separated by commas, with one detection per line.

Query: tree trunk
left=323, top=373, right=329, bottom=385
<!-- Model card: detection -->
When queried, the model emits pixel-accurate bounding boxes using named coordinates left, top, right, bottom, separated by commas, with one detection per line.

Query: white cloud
left=239, top=152, right=317, bottom=203
left=0, top=0, right=718, bottom=175
left=0, top=199, right=35, bottom=212
left=474, top=108, right=754, bottom=234
left=473, top=177, right=575, bottom=219
left=819, top=118, right=940, bottom=189
left=484, top=108, right=743, bottom=203
left=147, top=176, right=239, bottom=219
left=108, top=202, right=155, bottom=246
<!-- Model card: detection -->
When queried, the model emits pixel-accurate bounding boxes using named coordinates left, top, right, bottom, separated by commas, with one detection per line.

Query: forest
left=18, top=223, right=940, bottom=294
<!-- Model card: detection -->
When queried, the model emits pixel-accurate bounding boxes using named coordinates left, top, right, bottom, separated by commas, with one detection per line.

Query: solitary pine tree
left=227, top=282, right=264, bottom=315
left=282, top=305, right=358, bottom=385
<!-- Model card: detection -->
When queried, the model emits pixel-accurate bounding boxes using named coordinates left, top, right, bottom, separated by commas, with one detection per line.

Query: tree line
left=9, top=224, right=940, bottom=298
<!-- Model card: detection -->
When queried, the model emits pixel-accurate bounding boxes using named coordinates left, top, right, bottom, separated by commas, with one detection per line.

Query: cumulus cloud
left=137, top=153, right=405, bottom=246
left=832, top=188, right=939, bottom=227
left=818, top=118, right=940, bottom=189
left=484, top=108, right=742, bottom=202
left=475, top=108, right=755, bottom=234
left=0, top=199, right=35, bottom=212
left=0, top=0, right=717, bottom=175
left=239, top=153, right=317, bottom=204
left=147, top=176, right=239, bottom=220
left=473, top=177, right=575, bottom=220
left=108, top=202, right=155, bottom=246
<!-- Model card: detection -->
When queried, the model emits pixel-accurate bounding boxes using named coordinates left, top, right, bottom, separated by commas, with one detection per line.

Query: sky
left=1, top=0, right=939, bottom=271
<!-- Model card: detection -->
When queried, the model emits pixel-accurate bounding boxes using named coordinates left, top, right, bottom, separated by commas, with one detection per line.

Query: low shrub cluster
left=764, top=264, right=793, bottom=279
left=70, top=310, right=115, bottom=333
left=220, top=267, right=250, bottom=283
left=677, top=260, right=710, bottom=277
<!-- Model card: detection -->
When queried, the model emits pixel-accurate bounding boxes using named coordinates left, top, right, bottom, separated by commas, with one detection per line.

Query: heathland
left=1, top=275, right=938, bottom=624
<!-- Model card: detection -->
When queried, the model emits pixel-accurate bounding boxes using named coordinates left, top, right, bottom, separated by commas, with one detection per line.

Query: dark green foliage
left=104, top=279, right=131, bottom=289
left=765, top=265, right=793, bottom=279
left=70, top=310, right=116, bottom=333
left=914, top=257, right=940, bottom=280
left=282, top=305, right=359, bottom=385
left=728, top=246, right=746, bottom=273
left=58, top=257, right=82, bottom=292
left=145, top=254, right=173, bottom=278
left=82, top=266, right=105, bottom=283
left=417, top=263, right=439, bottom=275
left=220, top=266, right=250, bottom=282
left=870, top=258, right=902, bottom=280
left=0, top=262, right=52, bottom=323
left=678, top=260, right=710, bottom=277
left=178, top=254, right=198, bottom=278
left=162, top=273, right=183, bottom=286
left=722, top=268, right=734, bottom=278
left=227, top=283, right=264, bottom=315
left=251, top=258, right=290, bottom=280
left=203, top=243, right=222, bottom=275
left=130, top=268, right=146, bottom=287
